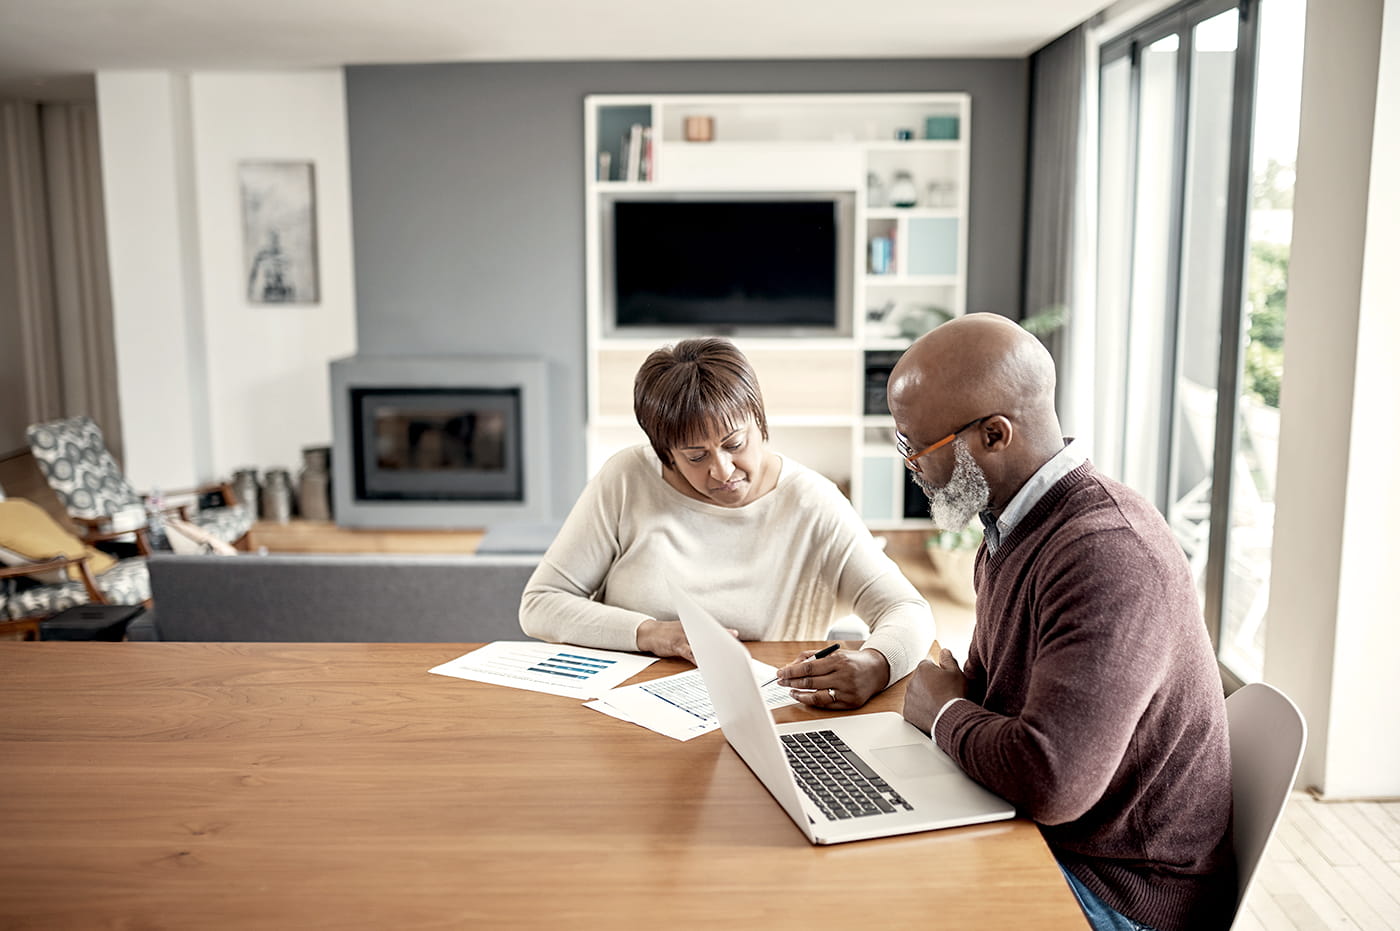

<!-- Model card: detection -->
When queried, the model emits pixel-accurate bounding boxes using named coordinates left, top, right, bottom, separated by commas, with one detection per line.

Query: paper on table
left=586, top=659, right=799, bottom=741
left=429, top=641, right=658, bottom=699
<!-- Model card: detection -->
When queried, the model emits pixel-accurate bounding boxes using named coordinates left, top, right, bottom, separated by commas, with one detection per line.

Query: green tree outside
left=1243, top=158, right=1293, bottom=410
left=1244, top=240, right=1287, bottom=409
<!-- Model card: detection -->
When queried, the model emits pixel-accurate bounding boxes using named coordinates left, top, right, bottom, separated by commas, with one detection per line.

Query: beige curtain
left=0, top=99, right=120, bottom=461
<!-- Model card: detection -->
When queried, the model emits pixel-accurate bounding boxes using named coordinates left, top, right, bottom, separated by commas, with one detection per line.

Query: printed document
left=430, top=641, right=658, bottom=699
left=587, top=661, right=798, bottom=741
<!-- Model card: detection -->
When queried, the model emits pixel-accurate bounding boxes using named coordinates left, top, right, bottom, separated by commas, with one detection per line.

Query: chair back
left=1226, top=681, right=1306, bottom=927
left=25, top=416, right=142, bottom=519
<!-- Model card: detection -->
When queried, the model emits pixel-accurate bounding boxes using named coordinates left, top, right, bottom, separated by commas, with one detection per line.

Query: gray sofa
left=144, top=553, right=539, bottom=642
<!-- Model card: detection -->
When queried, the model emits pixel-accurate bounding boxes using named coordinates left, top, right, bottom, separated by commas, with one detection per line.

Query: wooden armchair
left=0, top=554, right=105, bottom=640
left=25, top=416, right=252, bottom=549
left=0, top=497, right=154, bottom=639
left=67, top=519, right=155, bottom=556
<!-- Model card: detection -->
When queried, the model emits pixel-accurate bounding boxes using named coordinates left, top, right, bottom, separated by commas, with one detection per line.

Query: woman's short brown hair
left=633, top=338, right=769, bottom=467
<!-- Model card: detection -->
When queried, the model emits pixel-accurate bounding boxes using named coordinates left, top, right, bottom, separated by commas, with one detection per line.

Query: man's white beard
left=912, top=437, right=991, bottom=531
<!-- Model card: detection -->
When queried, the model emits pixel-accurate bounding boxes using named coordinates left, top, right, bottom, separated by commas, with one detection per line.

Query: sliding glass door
left=1097, top=0, right=1303, bottom=684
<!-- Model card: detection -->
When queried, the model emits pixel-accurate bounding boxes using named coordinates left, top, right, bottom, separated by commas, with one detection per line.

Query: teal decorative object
left=924, top=115, right=960, bottom=140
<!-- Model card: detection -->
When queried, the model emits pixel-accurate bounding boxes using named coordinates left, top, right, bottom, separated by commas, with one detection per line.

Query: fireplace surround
left=329, top=355, right=549, bottom=528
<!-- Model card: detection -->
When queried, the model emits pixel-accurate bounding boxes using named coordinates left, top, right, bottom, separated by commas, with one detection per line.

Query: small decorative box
left=924, top=115, right=960, bottom=140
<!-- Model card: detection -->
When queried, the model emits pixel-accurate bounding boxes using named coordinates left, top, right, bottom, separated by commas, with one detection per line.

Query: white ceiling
left=0, top=0, right=1111, bottom=98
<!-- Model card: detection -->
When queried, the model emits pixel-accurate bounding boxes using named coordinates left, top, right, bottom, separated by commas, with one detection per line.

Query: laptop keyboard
left=781, top=730, right=915, bottom=820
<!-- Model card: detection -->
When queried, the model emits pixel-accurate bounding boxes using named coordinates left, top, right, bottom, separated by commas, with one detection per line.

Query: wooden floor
left=1239, top=792, right=1400, bottom=930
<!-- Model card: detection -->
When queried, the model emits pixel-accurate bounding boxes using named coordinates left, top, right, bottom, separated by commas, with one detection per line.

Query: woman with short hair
left=519, top=337, right=934, bottom=708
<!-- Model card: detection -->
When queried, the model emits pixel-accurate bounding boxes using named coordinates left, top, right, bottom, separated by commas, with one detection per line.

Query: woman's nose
left=710, top=451, right=734, bottom=480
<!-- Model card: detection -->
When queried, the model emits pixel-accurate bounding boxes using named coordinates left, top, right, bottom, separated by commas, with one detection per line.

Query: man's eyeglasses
left=895, top=416, right=992, bottom=467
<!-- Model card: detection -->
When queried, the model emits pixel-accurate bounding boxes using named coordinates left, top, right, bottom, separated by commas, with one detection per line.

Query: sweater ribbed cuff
left=860, top=633, right=914, bottom=684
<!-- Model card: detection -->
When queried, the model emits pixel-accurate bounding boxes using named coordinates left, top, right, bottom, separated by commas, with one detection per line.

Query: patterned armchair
left=0, top=497, right=151, bottom=633
left=26, top=415, right=252, bottom=549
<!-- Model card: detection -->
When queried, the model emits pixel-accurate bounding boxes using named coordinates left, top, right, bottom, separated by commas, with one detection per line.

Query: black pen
left=760, top=643, right=840, bottom=688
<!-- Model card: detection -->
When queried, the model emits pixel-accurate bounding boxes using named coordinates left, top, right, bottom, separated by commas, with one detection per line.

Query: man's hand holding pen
left=772, top=643, right=892, bottom=710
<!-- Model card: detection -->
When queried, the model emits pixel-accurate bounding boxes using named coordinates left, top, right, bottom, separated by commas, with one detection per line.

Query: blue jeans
left=1059, top=864, right=1160, bottom=931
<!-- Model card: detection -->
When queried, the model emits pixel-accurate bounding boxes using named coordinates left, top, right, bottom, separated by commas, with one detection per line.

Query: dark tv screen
left=612, top=199, right=840, bottom=331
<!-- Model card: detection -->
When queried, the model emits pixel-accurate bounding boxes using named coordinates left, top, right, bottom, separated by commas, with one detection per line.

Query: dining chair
left=1226, top=681, right=1307, bottom=929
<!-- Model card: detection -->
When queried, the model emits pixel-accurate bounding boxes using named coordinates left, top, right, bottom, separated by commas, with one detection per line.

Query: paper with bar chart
left=429, top=641, right=658, bottom=699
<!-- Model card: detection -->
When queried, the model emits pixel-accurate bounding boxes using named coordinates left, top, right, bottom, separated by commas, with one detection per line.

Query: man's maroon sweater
left=934, top=462, right=1235, bottom=931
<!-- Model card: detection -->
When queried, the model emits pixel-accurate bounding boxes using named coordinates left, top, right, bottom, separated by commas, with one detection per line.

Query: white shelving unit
left=584, top=92, right=971, bottom=529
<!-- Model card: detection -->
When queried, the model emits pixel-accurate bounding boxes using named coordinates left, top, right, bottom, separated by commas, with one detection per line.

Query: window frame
left=1097, top=0, right=1264, bottom=686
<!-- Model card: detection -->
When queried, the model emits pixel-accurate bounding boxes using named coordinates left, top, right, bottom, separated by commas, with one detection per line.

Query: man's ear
left=980, top=415, right=1013, bottom=451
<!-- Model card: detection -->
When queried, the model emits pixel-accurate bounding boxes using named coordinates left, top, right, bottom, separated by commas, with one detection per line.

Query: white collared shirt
left=981, top=438, right=1086, bottom=556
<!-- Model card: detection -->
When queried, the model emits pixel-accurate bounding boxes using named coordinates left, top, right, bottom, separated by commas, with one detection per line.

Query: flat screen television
left=600, top=192, right=853, bottom=338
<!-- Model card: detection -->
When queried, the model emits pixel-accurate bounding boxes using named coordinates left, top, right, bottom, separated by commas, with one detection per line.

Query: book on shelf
left=640, top=127, right=653, bottom=181
left=624, top=122, right=644, bottom=182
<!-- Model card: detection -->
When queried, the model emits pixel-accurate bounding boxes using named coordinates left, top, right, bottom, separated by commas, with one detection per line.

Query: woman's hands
left=776, top=647, right=891, bottom=709
left=635, top=617, right=737, bottom=664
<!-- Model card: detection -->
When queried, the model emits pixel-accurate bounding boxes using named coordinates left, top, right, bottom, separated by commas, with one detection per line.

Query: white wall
left=188, top=73, right=357, bottom=477
left=1326, top=0, right=1400, bottom=800
left=95, top=69, right=356, bottom=491
left=1265, top=0, right=1400, bottom=799
left=96, top=72, right=206, bottom=488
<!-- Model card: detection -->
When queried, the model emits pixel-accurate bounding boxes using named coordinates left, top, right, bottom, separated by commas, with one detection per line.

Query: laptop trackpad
left=874, top=743, right=961, bottom=777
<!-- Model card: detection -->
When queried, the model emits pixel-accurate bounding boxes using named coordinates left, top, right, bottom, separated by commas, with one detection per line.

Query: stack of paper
left=587, top=661, right=798, bottom=741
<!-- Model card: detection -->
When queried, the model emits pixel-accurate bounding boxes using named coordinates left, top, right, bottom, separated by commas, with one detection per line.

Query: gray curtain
left=1022, top=25, right=1088, bottom=416
left=0, top=100, right=60, bottom=454
left=0, top=99, right=120, bottom=460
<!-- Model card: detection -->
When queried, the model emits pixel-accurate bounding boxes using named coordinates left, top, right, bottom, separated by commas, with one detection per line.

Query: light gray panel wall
left=345, top=59, right=1029, bottom=512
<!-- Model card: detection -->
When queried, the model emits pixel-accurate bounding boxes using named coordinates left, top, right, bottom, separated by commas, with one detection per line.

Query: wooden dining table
left=0, top=641, right=1087, bottom=929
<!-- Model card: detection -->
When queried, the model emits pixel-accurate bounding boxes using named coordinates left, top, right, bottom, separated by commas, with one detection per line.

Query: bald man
left=887, top=314, right=1234, bottom=931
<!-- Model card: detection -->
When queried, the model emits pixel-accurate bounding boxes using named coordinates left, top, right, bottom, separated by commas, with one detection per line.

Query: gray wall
left=344, top=59, right=1029, bottom=513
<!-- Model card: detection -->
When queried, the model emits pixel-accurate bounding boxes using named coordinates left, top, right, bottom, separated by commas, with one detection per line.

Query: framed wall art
left=239, top=160, right=320, bottom=304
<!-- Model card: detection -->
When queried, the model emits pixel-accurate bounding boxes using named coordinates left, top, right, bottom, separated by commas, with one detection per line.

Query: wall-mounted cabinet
left=584, top=92, right=971, bottom=529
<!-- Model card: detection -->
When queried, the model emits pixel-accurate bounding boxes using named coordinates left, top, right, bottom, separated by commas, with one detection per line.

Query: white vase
left=925, top=544, right=977, bottom=606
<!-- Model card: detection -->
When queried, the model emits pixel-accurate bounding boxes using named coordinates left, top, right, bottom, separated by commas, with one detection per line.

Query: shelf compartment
left=863, top=282, right=956, bottom=343
left=860, top=455, right=900, bottom=521
left=595, top=347, right=857, bottom=420
left=659, top=96, right=965, bottom=145
left=906, top=218, right=960, bottom=277
left=866, top=218, right=898, bottom=276
left=596, top=105, right=652, bottom=183
left=866, top=149, right=962, bottom=210
left=659, top=144, right=861, bottom=189
left=859, top=454, right=934, bottom=524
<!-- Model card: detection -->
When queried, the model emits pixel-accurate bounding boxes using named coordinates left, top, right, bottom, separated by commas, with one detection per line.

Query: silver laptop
left=672, top=582, right=1015, bottom=844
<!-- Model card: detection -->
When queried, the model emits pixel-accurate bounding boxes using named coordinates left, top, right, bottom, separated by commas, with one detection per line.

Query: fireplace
left=351, top=387, right=523, bottom=502
left=330, top=356, right=549, bottom=528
